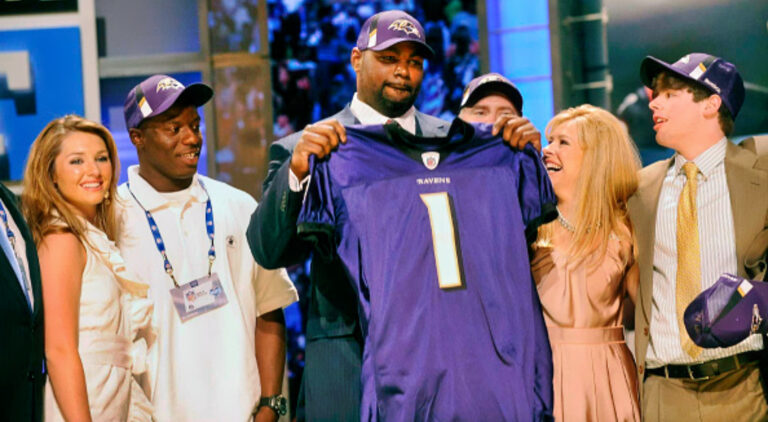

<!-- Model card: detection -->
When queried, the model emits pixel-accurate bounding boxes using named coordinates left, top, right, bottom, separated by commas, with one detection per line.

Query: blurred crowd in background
left=267, top=0, right=480, bottom=137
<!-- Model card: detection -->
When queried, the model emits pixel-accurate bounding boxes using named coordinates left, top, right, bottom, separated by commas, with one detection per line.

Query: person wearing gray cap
left=458, top=72, right=523, bottom=122
left=627, top=52, right=768, bottom=421
left=247, top=9, right=542, bottom=421
left=117, top=75, right=298, bottom=422
left=457, top=72, right=543, bottom=141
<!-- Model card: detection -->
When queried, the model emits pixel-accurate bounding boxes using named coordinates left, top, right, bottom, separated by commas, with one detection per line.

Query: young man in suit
left=0, top=182, right=45, bottom=422
left=629, top=52, right=768, bottom=421
left=247, top=10, right=542, bottom=421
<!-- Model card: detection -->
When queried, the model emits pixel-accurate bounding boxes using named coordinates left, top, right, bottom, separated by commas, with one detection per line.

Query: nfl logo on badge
left=421, top=151, right=440, bottom=170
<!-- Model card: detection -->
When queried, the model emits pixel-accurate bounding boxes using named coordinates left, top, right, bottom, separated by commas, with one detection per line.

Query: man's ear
left=350, top=48, right=362, bottom=74
left=702, top=94, right=722, bottom=118
left=128, top=128, right=144, bottom=148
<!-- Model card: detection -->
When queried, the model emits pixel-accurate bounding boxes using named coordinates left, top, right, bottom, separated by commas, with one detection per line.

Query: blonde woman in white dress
left=22, top=115, right=153, bottom=421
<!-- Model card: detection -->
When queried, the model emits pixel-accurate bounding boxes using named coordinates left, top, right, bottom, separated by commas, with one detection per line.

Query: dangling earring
left=104, top=190, right=111, bottom=206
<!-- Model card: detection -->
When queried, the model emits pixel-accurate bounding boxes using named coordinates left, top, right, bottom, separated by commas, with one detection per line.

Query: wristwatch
left=257, top=394, right=287, bottom=416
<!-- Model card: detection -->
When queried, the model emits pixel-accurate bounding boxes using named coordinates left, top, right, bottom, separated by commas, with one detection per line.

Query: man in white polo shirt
left=117, top=74, right=298, bottom=422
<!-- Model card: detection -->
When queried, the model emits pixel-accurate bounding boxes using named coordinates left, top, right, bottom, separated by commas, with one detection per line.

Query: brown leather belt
left=646, top=351, right=763, bottom=381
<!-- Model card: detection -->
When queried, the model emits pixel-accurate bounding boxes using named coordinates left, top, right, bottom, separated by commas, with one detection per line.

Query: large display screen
left=0, top=27, right=85, bottom=181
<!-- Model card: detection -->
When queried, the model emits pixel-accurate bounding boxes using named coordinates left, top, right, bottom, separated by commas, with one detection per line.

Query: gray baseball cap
left=460, top=72, right=523, bottom=114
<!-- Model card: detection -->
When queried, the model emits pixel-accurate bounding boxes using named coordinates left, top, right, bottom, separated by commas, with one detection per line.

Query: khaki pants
left=642, top=363, right=768, bottom=422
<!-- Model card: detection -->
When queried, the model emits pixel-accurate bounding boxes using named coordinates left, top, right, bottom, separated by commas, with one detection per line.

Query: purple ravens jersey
left=298, top=119, right=556, bottom=421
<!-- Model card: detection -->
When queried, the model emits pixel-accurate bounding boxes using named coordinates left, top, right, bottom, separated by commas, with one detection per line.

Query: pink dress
left=532, top=236, right=640, bottom=422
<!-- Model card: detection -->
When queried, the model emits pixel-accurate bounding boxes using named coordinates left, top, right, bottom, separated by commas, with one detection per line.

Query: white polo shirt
left=116, top=166, right=298, bottom=422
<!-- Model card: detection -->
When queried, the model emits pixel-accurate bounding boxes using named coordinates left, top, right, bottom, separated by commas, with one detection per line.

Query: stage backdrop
left=0, top=27, right=85, bottom=181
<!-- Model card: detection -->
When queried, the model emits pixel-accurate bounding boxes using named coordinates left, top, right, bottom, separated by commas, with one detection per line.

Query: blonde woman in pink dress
left=532, top=105, right=641, bottom=421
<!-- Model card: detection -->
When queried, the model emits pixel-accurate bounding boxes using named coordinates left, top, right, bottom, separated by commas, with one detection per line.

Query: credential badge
left=421, top=151, right=440, bottom=170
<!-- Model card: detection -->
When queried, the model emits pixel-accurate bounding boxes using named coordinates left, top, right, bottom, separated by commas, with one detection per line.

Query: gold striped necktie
left=677, top=161, right=703, bottom=358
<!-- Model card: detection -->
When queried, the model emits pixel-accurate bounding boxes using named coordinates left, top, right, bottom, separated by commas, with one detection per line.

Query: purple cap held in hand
left=640, top=53, right=745, bottom=118
left=460, top=72, right=523, bottom=114
left=684, top=273, right=768, bottom=348
left=356, top=10, right=434, bottom=58
left=124, top=75, right=213, bottom=129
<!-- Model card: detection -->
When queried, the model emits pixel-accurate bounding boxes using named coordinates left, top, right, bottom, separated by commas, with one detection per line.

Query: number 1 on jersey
left=420, top=192, right=464, bottom=289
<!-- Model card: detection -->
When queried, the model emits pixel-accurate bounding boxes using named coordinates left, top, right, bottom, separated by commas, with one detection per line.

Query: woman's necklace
left=556, top=206, right=576, bottom=233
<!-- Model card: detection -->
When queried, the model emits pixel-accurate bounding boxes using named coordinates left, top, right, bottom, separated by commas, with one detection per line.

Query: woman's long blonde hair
left=22, top=115, right=120, bottom=247
left=537, top=105, right=641, bottom=265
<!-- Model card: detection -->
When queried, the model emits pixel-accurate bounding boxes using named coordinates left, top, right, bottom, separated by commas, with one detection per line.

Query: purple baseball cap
left=356, top=10, right=434, bottom=58
left=640, top=53, right=745, bottom=118
left=460, top=72, right=523, bottom=114
left=124, top=75, right=213, bottom=129
left=684, top=273, right=768, bottom=348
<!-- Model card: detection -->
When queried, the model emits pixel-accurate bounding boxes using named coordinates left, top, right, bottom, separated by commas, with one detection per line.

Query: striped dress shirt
left=646, top=138, right=762, bottom=367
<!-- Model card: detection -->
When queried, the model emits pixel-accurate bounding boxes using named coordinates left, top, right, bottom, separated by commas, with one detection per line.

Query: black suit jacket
left=247, top=106, right=449, bottom=421
left=0, top=182, right=45, bottom=422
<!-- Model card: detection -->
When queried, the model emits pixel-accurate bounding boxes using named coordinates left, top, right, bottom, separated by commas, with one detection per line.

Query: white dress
left=44, top=222, right=154, bottom=422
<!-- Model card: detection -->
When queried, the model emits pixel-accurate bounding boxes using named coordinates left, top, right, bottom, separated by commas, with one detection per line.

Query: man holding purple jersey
left=247, top=9, right=550, bottom=421
left=298, top=119, right=555, bottom=421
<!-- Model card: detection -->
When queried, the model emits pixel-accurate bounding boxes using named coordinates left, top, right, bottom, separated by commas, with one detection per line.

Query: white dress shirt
left=1, top=198, right=33, bottom=310
left=116, top=166, right=298, bottom=422
left=288, top=92, right=418, bottom=191
left=646, top=138, right=762, bottom=367
left=349, top=92, right=417, bottom=134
